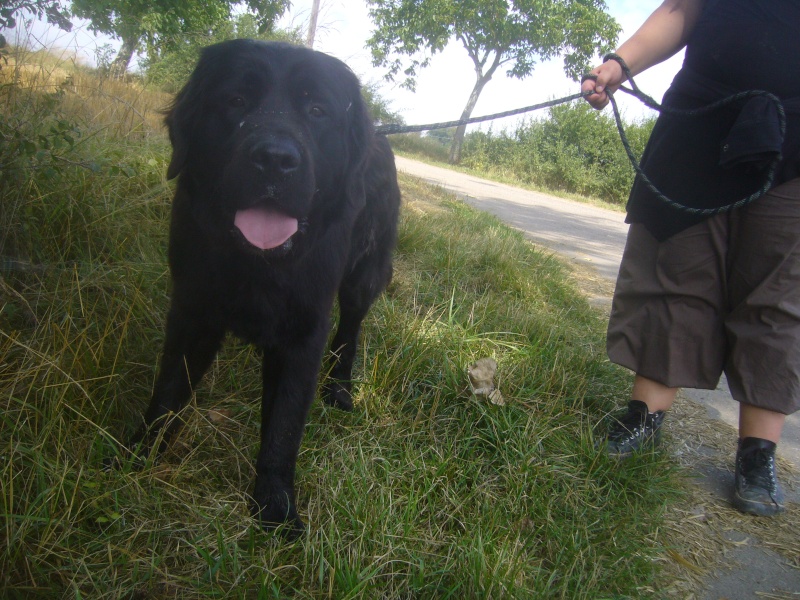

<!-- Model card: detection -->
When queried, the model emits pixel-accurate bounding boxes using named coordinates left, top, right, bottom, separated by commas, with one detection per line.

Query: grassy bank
left=1, top=49, right=681, bottom=598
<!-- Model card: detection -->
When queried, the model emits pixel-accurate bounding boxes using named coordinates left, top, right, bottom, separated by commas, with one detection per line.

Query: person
left=581, top=0, right=799, bottom=516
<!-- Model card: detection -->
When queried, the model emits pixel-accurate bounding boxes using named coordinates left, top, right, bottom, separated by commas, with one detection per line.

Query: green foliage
left=460, top=101, right=655, bottom=205
left=1, top=93, right=95, bottom=261
left=90, top=42, right=116, bottom=75
left=368, top=0, right=620, bottom=89
left=142, top=14, right=301, bottom=92
left=0, top=0, right=71, bottom=31
left=71, top=0, right=288, bottom=39
left=388, top=130, right=454, bottom=163
left=0, top=47, right=170, bottom=265
left=362, top=81, right=405, bottom=127
left=71, top=0, right=290, bottom=74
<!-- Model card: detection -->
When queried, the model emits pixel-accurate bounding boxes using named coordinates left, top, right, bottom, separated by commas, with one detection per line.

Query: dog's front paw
left=103, top=434, right=151, bottom=472
left=250, top=490, right=306, bottom=540
left=322, top=381, right=354, bottom=411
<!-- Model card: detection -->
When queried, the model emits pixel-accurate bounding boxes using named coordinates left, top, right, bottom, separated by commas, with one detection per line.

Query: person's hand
left=581, top=59, right=626, bottom=110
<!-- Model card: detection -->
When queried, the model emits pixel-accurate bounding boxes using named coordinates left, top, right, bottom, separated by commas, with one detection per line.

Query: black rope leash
left=598, top=53, right=786, bottom=216
left=377, top=52, right=787, bottom=215
left=375, top=91, right=593, bottom=135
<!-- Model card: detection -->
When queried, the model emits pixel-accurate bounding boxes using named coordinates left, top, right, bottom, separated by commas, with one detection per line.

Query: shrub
left=461, top=102, right=655, bottom=205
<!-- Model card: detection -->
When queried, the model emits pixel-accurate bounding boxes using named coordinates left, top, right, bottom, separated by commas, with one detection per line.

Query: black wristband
left=603, top=53, right=632, bottom=80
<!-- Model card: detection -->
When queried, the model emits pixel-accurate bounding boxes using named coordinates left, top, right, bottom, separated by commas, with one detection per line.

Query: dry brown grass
left=1, top=46, right=171, bottom=137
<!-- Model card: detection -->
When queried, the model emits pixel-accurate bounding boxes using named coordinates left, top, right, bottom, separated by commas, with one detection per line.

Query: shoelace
left=609, top=410, right=648, bottom=441
left=739, top=448, right=778, bottom=492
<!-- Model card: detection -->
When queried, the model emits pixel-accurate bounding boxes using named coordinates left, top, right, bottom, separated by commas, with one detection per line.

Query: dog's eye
left=228, top=96, right=246, bottom=108
left=308, top=105, right=326, bottom=118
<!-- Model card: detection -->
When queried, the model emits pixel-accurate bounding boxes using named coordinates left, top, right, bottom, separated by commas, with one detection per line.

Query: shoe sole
left=732, top=492, right=785, bottom=516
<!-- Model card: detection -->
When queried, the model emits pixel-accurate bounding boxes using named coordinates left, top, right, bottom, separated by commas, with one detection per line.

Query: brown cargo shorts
left=607, top=178, right=800, bottom=415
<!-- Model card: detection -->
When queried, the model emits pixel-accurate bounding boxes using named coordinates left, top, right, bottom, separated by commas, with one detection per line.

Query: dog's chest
left=221, top=270, right=332, bottom=349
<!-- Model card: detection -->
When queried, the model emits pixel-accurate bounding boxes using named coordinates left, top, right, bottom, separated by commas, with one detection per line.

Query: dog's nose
left=250, top=138, right=302, bottom=175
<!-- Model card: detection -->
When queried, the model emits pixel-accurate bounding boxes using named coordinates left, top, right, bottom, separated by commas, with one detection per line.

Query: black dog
left=130, top=39, right=400, bottom=536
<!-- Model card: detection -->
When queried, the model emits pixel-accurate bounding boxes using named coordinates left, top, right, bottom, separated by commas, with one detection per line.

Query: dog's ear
left=343, top=81, right=375, bottom=212
left=164, top=46, right=218, bottom=180
left=164, top=94, right=190, bottom=180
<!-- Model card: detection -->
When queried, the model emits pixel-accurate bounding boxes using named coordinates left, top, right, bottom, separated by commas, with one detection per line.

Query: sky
left=277, top=0, right=684, bottom=130
left=11, top=0, right=683, bottom=132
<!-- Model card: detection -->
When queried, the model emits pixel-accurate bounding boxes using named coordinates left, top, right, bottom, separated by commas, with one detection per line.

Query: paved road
left=395, top=155, right=800, bottom=467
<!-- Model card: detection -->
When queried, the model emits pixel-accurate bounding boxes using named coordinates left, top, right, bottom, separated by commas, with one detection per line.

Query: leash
left=597, top=53, right=786, bottom=216
left=377, top=53, right=787, bottom=215
left=375, top=92, right=593, bottom=136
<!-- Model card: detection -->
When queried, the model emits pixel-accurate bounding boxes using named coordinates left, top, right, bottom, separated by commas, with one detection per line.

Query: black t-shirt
left=686, top=0, right=800, bottom=96
left=625, top=0, right=800, bottom=240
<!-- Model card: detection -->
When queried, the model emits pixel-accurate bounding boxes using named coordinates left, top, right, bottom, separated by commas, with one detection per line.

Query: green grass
left=1, top=49, right=682, bottom=599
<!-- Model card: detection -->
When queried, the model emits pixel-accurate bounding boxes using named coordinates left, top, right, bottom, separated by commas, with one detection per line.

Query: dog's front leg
left=323, top=232, right=395, bottom=411
left=129, top=306, right=225, bottom=459
left=250, top=343, right=323, bottom=538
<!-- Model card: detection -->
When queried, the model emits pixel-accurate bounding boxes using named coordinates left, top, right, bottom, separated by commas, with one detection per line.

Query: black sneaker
left=605, top=400, right=665, bottom=457
left=733, top=437, right=785, bottom=516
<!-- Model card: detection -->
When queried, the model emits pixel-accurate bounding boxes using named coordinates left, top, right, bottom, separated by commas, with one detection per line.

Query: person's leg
left=724, top=179, right=800, bottom=515
left=632, top=374, right=679, bottom=412
left=738, top=404, right=785, bottom=443
left=603, top=219, right=727, bottom=456
left=734, top=404, right=786, bottom=515
left=607, top=223, right=728, bottom=394
left=604, top=375, right=679, bottom=456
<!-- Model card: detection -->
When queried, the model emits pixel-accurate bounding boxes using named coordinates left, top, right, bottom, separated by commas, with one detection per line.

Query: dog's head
left=165, top=39, right=374, bottom=254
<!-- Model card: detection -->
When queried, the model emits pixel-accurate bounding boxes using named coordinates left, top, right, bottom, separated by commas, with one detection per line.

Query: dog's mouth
left=233, top=206, right=299, bottom=250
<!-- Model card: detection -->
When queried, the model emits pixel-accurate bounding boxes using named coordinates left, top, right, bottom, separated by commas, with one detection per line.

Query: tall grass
left=1, top=48, right=681, bottom=598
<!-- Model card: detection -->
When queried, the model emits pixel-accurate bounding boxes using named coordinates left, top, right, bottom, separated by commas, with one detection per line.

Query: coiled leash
left=588, top=53, right=786, bottom=215
left=376, top=53, right=787, bottom=215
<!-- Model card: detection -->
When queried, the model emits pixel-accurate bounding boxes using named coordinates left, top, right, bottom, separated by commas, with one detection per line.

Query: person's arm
left=582, top=0, right=705, bottom=109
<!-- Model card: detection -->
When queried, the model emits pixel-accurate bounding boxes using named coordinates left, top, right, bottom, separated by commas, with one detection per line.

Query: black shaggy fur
left=129, top=39, right=401, bottom=536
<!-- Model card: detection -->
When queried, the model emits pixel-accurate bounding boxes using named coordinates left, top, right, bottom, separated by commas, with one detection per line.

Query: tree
left=0, top=0, right=72, bottom=45
left=71, top=0, right=289, bottom=78
left=142, top=13, right=302, bottom=91
left=367, top=0, right=620, bottom=163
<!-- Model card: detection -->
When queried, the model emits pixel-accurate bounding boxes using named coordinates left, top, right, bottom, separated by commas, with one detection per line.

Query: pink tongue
left=234, top=207, right=298, bottom=250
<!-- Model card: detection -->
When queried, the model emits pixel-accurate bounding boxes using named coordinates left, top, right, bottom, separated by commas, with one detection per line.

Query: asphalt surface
left=395, top=155, right=800, bottom=599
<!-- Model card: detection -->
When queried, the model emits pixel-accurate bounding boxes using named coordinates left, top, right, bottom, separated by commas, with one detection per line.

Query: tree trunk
left=306, top=0, right=321, bottom=48
left=448, top=45, right=504, bottom=164
left=448, top=74, right=491, bottom=164
left=109, top=34, right=139, bottom=79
